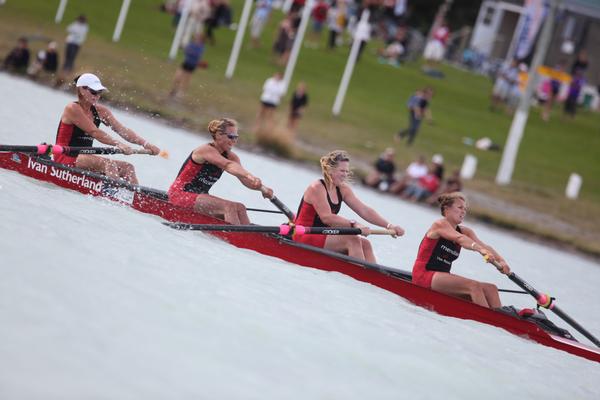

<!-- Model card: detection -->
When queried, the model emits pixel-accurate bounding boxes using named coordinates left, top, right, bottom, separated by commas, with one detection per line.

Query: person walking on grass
left=169, top=33, right=206, bottom=99
left=395, top=87, right=433, bottom=146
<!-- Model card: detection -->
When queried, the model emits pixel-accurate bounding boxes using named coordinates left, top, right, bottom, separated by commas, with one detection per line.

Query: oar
left=52, top=145, right=169, bottom=158
left=0, top=144, right=51, bottom=154
left=260, top=186, right=295, bottom=222
left=0, top=144, right=169, bottom=158
left=246, top=208, right=284, bottom=215
left=163, top=222, right=396, bottom=236
left=487, top=257, right=600, bottom=347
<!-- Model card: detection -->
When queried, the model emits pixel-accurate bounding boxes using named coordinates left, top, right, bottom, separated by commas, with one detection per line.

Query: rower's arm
left=462, top=226, right=510, bottom=273
left=200, top=149, right=262, bottom=191
left=342, top=185, right=397, bottom=229
left=96, top=106, right=143, bottom=144
left=63, top=103, right=122, bottom=147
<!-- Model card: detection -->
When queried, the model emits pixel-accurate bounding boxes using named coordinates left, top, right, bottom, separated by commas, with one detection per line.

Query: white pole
left=169, top=0, right=192, bottom=60
left=112, top=0, right=132, bottom=42
left=332, top=9, right=369, bottom=116
left=496, top=0, right=559, bottom=185
left=282, top=0, right=294, bottom=13
left=225, top=0, right=253, bottom=79
left=55, top=0, right=68, bottom=24
left=282, top=0, right=314, bottom=93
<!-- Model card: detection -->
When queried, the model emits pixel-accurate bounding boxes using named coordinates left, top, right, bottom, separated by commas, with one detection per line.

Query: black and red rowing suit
left=412, top=226, right=462, bottom=288
left=54, top=102, right=102, bottom=165
left=293, top=179, right=342, bottom=248
left=168, top=144, right=228, bottom=208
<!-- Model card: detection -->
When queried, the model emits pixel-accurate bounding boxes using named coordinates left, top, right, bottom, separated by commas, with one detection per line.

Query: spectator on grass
left=250, top=0, right=274, bottom=48
left=363, top=147, right=396, bottom=191
left=395, top=87, right=433, bottom=146
left=571, top=49, right=588, bottom=75
left=327, top=0, right=347, bottom=50
left=426, top=169, right=463, bottom=205
left=254, top=72, right=286, bottom=133
left=307, top=0, right=329, bottom=48
left=181, top=0, right=211, bottom=47
left=423, top=19, right=449, bottom=72
left=564, top=69, right=584, bottom=119
left=490, top=59, right=519, bottom=113
left=401, top=165, right=440, bottom=202
left=541, top=61, right=566, bottom=121
left=1, top=37, right=30, bottom=74
left=169, top=33, right=206, bottom=99
left=27, top=41, right=59, bottom=80
left=288, top=81, right=308, bottom=134
left=389, top=154, right=428, bottom=194
left=273, top=15, right=295, bottom=66
left=62, top=15, right=88, bottom=72
left=205, top=0, right=232, bottom=46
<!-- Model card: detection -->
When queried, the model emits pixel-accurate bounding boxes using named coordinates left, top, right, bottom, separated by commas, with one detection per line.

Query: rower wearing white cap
left=54, top=73, right=160, bottom=184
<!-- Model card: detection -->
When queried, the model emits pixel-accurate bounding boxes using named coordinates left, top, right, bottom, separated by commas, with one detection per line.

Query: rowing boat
left=2, top=151, right=599, bottom=363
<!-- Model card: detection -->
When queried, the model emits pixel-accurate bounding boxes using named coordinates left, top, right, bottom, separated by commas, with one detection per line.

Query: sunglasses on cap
left=85, top=87, right=103, bottom=96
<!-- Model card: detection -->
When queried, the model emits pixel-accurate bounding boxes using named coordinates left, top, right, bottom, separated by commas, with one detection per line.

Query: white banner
left=515, top=0, right=547, bottom=59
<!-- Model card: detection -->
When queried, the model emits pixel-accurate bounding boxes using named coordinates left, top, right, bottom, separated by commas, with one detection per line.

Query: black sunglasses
left=222, top=133, right=239, bottom=140
left=85, top=87, right=103, bottom=96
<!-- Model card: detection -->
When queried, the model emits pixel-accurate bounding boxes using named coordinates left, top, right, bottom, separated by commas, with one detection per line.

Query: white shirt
left=66, top=21, right=89, bottom=45
left=406, top=162, right=428, bottom=179
left=260, top=77, right=286, bottom=105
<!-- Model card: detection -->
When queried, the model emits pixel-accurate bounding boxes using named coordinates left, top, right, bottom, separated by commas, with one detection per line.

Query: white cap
left=432, top=154, right=444, bottom=164
left=76, top=73, right=107, bottom=91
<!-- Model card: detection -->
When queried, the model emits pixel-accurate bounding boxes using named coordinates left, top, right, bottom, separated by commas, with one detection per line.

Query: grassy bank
left=1, top=0, right=599, bottom=257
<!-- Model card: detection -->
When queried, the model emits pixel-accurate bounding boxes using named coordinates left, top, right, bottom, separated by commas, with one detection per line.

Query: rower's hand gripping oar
left=484, top=255, right=600, bottom=347
left=260, top=185, right=295, bottom=222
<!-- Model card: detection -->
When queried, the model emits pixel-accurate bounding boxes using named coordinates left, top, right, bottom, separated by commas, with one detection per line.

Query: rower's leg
left=193, top=195, right=245, bottom=224
left=431, top=273, right=491, bottom=308
left=481, top=282, right=502, bottom=308
left=76, top=154, right=120, bottom=180
left=113, top=160, right=138, bottom=184
left=324, top=236, right=366, bottom=260
left=359, top=237, right=376, bottom=263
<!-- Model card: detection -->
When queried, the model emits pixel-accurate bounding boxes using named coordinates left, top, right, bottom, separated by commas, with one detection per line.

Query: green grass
left=1, top=0, right=600, bottom=253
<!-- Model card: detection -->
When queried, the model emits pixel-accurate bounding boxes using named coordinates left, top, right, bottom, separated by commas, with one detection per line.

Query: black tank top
left=425, top=226, right=462, bottom=273
left=55, top=103, right=102, bottom=147
left=295, top=179, right=342, bottom=227
left=173, top=144, right=229, bottom=194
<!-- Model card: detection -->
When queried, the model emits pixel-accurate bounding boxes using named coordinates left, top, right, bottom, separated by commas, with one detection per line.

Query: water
left=1, top=74, right=599, bottom=399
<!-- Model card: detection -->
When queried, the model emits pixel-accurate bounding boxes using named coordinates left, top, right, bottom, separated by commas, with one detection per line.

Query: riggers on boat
left=1, top=151, right=599, bottom=363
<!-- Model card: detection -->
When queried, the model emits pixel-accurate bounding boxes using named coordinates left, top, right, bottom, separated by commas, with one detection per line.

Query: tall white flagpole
left=169, top=0, right=192, bottom=60
left=113, top=0, right=132, bottom=42
left=55, top=0, right=68, bottom=23
left=496, top=0, right=559, bottom=185
left=332, top=9, right=370, bottom=116
left=225, top=0, right=253, bottom=79
left=282, top=0, right=314, bottom=93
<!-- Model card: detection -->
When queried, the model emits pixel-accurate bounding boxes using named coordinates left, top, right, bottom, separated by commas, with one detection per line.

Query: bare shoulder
left=304, top=179, right=325, bottom=200
left=427, top=218, right=450, bottom=238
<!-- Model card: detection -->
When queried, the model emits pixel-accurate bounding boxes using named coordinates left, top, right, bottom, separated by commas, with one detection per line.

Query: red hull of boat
left=2, top=152, right=599, bottom=363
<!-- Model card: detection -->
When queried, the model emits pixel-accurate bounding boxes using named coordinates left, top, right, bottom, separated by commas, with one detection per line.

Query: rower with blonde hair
left=411, top=192, right=511, bottom=308
left=293, top=150, right=405, bottom=262
left=168, top=118, right=273, bottom=224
